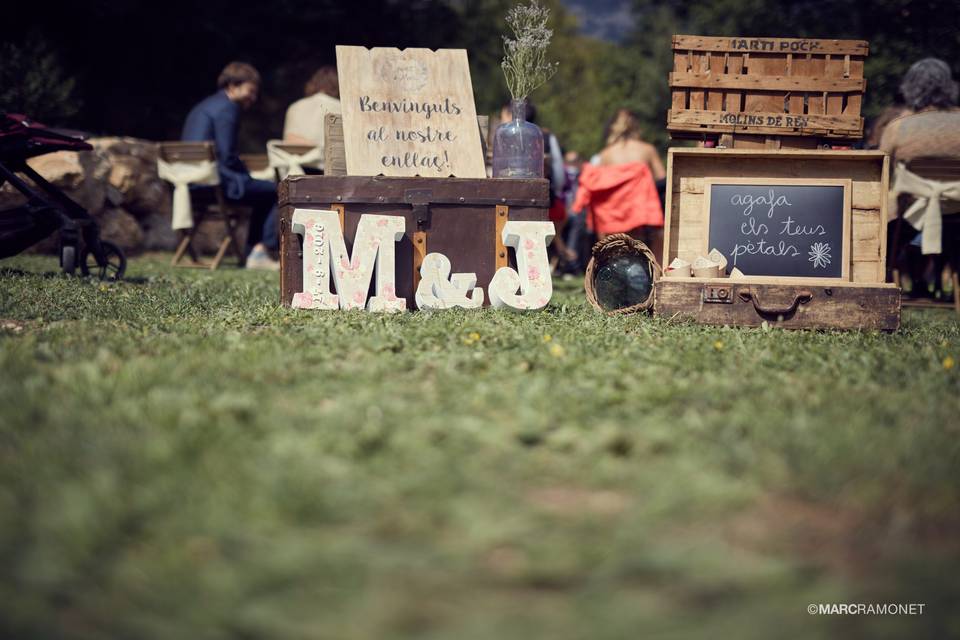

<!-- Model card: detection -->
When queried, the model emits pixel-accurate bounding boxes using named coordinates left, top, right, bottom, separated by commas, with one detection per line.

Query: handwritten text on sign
left=705, top=180, right=850, bottom=279
left=336, top=46, right=486, bottom=178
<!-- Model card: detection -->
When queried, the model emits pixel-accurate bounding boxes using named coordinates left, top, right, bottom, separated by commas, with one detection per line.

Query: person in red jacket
left=573, top=109, right=665, bottom=258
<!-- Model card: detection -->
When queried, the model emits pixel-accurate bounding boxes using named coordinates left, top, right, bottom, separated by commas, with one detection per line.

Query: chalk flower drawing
left=808, top=242, right=831, bottom=269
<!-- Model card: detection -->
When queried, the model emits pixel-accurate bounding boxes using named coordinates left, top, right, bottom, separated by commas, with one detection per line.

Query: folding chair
left=889, top=156, right=960, bottom=314
left=266, top=141, right=322, bottom=180
left=241, top=153, right=273, bottom=181
left=157, top=141, right=247, bottom=269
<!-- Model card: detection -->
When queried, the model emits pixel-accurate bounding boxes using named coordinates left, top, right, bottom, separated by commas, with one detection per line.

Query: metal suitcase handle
left=738, top=288, right=813, bottom=316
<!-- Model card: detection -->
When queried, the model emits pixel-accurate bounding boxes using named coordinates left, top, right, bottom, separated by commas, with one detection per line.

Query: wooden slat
left=851, top=181, right=882, bottom=210
left=804, top=54, right=827, bottom=115
left=688, top=53, right=707, bottom=110
left=670, top=72, right=864, bottom=92
left=672, top=51, right=689, bottom=111
left=726, top=53, right=745, bottom=112
left=330, top=203, right=345, bottom=230
left=239, top=153, right=269, bottom=172
left=668, top=109, right=863, bottom=136
left=412, top=231, right=427, bottom=290
left=158, top=141, right=215, bottom=163
left=845, top=57, right=864, bottom=116
left=786, top=53, right=805, bottom=116
left=323, top=113, right=346, bottom=176
left=673, top=35, right=869, bottom=56
left=707, top=52, right=725, bottom=111
left=744, top=54, right=788, bottom=113
left=495, top=205, right=509, bottom=269
left=824, top=55, right=845, bottom=115
left=906, top=157, right=960, bottom=180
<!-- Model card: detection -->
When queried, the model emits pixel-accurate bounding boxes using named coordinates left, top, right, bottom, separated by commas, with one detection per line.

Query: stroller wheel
left=61, top=245, right=77, bottom=275
left=80, top=241, right=126, bottom=281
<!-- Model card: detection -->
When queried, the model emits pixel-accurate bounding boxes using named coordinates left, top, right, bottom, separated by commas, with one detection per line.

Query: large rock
left=90, top=137, right=172, bottom=221
left=140, top=211, right=179, bottom=251
left=95, top=207, right=144, bottom=252
left=0, top=148, right=109, bottom=217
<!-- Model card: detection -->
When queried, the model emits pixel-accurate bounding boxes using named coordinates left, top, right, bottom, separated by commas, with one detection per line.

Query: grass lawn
left=1, top=253, right=958, bottom=639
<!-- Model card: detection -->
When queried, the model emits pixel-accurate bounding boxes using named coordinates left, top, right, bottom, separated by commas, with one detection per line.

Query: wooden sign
left=336, top=46, right=486, bottom=178
left=704, top=178, right=851, bottom=279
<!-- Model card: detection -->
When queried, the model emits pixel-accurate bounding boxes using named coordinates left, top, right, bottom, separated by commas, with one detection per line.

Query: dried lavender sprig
left=501, top=1, right=559, bottom=100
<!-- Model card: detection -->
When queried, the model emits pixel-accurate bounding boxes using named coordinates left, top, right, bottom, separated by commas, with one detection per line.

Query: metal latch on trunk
left=702, top=284, right=734, bottom=304
left=404, top=189, right=433, bottom=230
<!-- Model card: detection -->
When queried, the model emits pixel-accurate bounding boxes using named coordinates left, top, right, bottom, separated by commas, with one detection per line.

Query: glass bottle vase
left=492, top=98, right=544, bottom=179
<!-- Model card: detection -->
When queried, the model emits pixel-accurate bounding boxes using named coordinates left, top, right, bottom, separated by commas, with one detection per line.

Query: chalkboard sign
left=704, top=178, right=851, bottom=279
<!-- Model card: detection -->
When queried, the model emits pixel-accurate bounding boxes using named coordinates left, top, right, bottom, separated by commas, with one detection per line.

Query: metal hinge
left=404, top=189, right=433, bottom=230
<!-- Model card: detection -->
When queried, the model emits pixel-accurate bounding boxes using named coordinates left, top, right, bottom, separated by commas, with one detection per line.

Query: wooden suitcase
left=278, top=175, right=549, bottom=308
left=654, top=148, right=901, bottom=331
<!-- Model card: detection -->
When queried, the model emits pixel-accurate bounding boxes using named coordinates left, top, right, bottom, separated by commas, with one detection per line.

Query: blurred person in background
left=880, top=58, right=960, bottom=297
left=283, top=65, right=341, bottom=164
left=182, top=61, right=279, bottom=269
left=572, top=108, right=665, bottom=259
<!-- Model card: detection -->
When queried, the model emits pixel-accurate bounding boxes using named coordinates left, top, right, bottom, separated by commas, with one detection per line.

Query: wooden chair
left=158, top=142, right=247, bottom=269
left=889, top=156, right=960, bottom=314
left=267, top=142, right=323, bottom=179
left=240, top=153, right=272, bottom=181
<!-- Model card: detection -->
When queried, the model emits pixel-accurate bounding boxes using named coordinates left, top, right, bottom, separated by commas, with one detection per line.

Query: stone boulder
left=90, top=137, right=172, bottom=224
left=96, top=207, right=144, bottom=252
left=0, top=147, right=109, bottom=216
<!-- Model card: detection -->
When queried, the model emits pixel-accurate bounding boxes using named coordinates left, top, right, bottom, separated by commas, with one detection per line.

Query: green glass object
left=594, top=254, right=653, bottom=311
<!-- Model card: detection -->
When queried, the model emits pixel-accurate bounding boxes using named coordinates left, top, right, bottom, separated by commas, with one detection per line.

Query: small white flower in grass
left=808, top=242, right=832, bottom=269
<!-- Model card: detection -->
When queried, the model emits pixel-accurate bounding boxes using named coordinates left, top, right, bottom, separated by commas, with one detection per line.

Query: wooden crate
left=667, top=35, right=868, bottom=146
left=654, top=148, right=901, bottom=330
left=278, top=175, right=549, bottom=308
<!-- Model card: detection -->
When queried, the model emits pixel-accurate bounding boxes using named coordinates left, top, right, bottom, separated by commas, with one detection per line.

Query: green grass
left=1, top=254, right=958, bottom=639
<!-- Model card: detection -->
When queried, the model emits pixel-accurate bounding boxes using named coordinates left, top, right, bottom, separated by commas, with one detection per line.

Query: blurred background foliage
left=0, top=0, right=958, bottom=156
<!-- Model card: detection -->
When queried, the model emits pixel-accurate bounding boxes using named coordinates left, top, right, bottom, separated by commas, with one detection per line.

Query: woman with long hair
left=573, top=109, right=666, bottom=258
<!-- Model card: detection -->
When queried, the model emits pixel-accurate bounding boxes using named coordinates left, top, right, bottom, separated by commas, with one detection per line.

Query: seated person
left=880, top=58, right=960, bottom=295
left=880, top=58, right=960, bottom=164
left=283, top=66, right=342, bottom=169
left=182, top=61, right=278, bottom=269
left=572, top=109, right=665, bottom=259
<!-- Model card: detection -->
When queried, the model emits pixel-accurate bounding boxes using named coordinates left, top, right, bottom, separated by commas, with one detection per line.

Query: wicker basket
left=584, top=234, right=662, bottom=314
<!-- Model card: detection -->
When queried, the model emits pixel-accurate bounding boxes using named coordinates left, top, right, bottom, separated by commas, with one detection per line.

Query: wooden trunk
left=654, top=148, right=901, bottom=331
left=278, top=175, right=549, bottom=308
left=667, top=35, right=867, bottom=146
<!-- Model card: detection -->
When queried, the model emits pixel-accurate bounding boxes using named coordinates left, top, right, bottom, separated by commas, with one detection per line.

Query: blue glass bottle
left=492, top=98, right=544, bottom=179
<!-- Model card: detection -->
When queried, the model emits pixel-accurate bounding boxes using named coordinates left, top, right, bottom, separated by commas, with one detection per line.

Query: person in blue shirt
left=182, top=61, right=278, bottom=269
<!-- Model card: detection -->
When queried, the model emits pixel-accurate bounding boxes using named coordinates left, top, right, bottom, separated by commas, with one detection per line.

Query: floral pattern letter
left=415, top=253, right=484, bottom=310
left=487, top=220, right=555, bottom=311
left=290, top=209, right=406, bottom=312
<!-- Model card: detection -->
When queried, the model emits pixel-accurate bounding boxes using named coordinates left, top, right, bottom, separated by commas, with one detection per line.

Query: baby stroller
left=0, top=112, right=126, bottom=280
